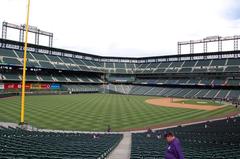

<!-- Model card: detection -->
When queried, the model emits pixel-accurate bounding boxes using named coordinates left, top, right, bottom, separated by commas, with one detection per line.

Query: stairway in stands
left=107, top=133, right=132, bottom=159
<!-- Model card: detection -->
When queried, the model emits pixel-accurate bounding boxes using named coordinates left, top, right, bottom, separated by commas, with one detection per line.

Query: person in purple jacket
left=164, top=132, right=184, bottom=159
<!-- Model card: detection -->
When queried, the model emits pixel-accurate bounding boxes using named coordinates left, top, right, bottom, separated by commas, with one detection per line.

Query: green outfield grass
left=174, top=99, right=224, bottom=106
left=0, top=94, right=235, bottom=131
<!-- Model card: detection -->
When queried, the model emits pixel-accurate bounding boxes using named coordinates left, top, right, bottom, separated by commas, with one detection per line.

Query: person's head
left=164, top=132, right=175, bottom=143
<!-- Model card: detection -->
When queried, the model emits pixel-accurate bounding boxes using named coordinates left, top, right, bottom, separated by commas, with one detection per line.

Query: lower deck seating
left=128, top=85, right=239, bottom=100
left=102, top=84, right=133, bottom=94
left=131, top=117, right=240, bottom=159
left=0, top=70, right=103, bottom=83
left=134, top=78, right=228, bottom=86
left=1, top=72, right=20, bottom=81
left=62, top=84, right=100, bottom=93
left=0, top=127, right=122, bottom=159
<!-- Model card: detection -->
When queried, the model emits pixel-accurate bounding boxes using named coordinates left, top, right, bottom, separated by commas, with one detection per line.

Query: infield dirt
left=145, top=98, right=225, bottom=111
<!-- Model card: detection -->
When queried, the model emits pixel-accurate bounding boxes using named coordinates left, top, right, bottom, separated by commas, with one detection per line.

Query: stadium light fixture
left=178, top=35, right=240, bottom=54
left=20, top=0, right=31, bottom=125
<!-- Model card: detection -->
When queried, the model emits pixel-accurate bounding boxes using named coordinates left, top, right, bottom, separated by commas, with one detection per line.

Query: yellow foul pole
left=20, top=0, right=31, bottom=124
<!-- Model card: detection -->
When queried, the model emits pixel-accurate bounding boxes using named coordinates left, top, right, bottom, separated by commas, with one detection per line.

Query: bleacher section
left=129, top=85, right=240, bottom=100
left=62, top=85, right=99, bottom=93
left=1, top=48, right=240, bottom=75
left=134, top=78, right=229, bottom=86
left=0, top=70, right=103, bottom=84
left=1, top=44, right=240, bottom=100
left=134, top=58, right=240, bottom=74
left=0, top=49, right=103, bottom=73
left=103, top=84, right=132, bottom=94
left=66, top=84, right=237, bottom=100
left=131, top=117, right=240, bottom=159
left=0, top=127, right=122, bottom=159
left=107, top=75, right=135, bottom=83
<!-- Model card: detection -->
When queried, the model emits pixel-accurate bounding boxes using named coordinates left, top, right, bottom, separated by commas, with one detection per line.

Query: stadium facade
left=0, top=38, right=240, bottom=101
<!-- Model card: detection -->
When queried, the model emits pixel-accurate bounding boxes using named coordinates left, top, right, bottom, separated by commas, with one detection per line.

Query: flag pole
left=20, top=0, right=31, bottom=124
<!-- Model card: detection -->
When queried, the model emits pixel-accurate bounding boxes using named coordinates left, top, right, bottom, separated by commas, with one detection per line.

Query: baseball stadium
left=1, top=0, right=240, bottom=159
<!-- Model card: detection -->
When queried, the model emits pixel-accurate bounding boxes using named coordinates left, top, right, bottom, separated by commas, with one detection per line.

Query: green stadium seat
left=225, top=66, right=240, bottom=72
left=182, top=61, right=196, bottom=67
left=227, top=79, right=240, bottom=86
left=158, top=62, right=171, bottom=68
left=15, top=50, right=35, bottom=60
left=211, top=59, right=226, bottom=66
left=0, top=48, right=17, bottom=57
left=196, top=60, right=211, bottom=67
left=31, top=53, right=49, bottom=61
left=2, top=57, right=22, bottom=66
left=0, top=127, right=122, bottom=159
left=227, top=58, right=240, bottom=66
left=105, top=62, right=114, bottom=68
left=131, top=117, right=240, bottom=159
left=47, top=55, right=63, bottom=63
left=169, top=61, right=183, bottom=67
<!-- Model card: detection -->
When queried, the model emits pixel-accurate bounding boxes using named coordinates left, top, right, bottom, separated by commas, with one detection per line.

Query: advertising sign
left=41, top=84, right=51, bottom=89
left=51, top=83, right=60, bottom=89
left=31, top=84, right=41, bottom=89
left=4, top=83, right=21, bottom=89
left=4, top=83, right=32, bottom=89
left=25, top=84, right=31, bottom=89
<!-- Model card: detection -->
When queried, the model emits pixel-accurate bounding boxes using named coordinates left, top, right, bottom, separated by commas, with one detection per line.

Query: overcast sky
left=0, top=0, right=240, bottom=57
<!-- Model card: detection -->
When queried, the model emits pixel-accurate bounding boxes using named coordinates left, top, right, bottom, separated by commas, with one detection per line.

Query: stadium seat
left=0, top=127, right=122, bottom=159
left=131, top=117, right=240, bottom=159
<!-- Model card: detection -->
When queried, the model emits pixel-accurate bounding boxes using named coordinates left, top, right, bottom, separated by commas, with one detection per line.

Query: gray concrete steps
left=107, top=133, right=132, bottom=159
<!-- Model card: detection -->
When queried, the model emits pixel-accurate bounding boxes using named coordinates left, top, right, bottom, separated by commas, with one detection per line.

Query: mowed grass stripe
left=0, top=94, right=236, bottom=131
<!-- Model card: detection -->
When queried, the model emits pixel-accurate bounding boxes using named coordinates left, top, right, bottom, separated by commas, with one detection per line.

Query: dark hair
left=164, top=132, right=174, bottom=138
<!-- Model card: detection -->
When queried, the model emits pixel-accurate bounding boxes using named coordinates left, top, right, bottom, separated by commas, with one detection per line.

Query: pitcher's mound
left=145, top=98, right=225, bottom=111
